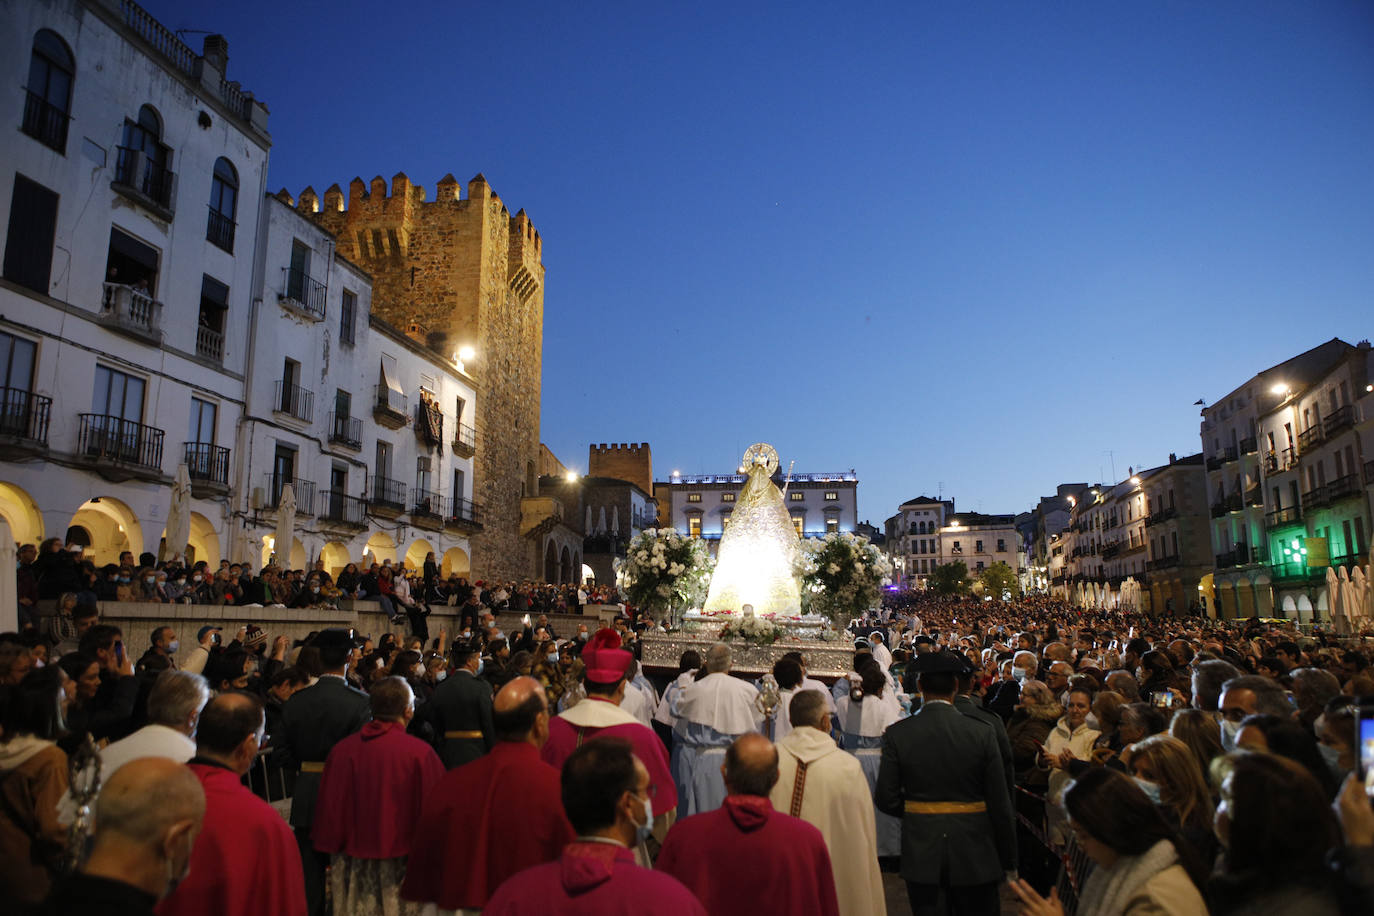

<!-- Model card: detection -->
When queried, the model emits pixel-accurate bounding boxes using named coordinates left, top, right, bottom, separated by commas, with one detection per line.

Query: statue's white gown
left=701, top=463, right=803, bottom=615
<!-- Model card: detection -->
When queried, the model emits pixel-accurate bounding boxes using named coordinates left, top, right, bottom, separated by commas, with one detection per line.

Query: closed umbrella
left=274, top=483, right=296, bottom=569
left=612, top=506, right=620, bottom=538
left=1350, top=565, right=1368, bottom=621
left=1325, top=567, right=1342, bottom=628
left=0, top=515, right=16, bottom=632
left=597, top=506, right=607, bottom=536
left=585, top=506, right=593, bottom=534
left=163, top=463, right=192, bottom=562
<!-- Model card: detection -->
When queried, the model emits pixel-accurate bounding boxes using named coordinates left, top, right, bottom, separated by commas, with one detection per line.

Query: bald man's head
left=89, top=757, right=204, bottom=898
left=493, top=676, right=550, bottom=745
left=723, top=733, right=779, bottom=797
left=195, top=692, right=265, bottom=774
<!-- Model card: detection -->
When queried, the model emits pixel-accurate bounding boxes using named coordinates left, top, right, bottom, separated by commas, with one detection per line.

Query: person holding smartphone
left=61, top=623, right=138, bottom=750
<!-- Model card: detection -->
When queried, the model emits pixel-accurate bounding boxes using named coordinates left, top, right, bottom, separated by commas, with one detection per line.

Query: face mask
left=548, top=651, right=559, bottom=663
left=413, top=664, right=424, bottom=677
left=1220, top=717, right=1242, bottom=751
left=435, top=670, right=447, bottom=682
left=145, top=576, right=156, bottom=585
left=311, top=586, right=320, bottom=593
left=174, top=579, right=185, bottom=586
left=1011, top=666, right=1028, bottom=683
left=167, top=640, right=180, bottom=654
left=1318, top=742, right=1345, bottom=776
left=193, top=575, right=202, bottom=583
left=633, top=793, right=654, bottom=846
left=1133, top=778, right=1163, bottom=805
left=475, top=658, right=485, bottom=676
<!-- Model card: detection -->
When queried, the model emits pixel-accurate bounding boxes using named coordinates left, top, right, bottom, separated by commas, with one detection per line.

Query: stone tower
left=588, top=442, right=653, bottom=494
left=302, top=172, right=543, bottom=581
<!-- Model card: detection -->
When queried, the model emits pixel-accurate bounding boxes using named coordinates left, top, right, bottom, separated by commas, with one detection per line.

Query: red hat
left=581, top=628, right=632, bottom=684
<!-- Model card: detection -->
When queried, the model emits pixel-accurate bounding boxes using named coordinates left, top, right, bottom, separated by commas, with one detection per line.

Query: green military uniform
left=877, top=652, right=1016, bottom=916
left=954, top=693, right=1015, bottom=794
left=277, top=669, right=370, bottom=916
left=418, top=667, right=494, bottom=768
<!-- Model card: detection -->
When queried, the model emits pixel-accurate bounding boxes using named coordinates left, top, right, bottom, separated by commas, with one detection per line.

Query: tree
left=930, top=561, right=971, bottom=596
left=979, top=561, right=1020, bottom=600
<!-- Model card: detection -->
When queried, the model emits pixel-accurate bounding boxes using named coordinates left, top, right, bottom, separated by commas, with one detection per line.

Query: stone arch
left=186, top=511, right=221, bottom=568
left=262, top=534, right=305, bottom=570
left=0, top=482, right=44, bottom=546
left=320, top=541, right=351, bottom=577
left=560, top=546, right=572, bottom=583
left=364, top=530, right=397, bottom=566
left=68, top=497, right=142, bottom=565
left=581, top=563, right=595, bottom=585
left=1281, top=594, right=1297, bottom=615
left=405, top=538, right=434, bottom=571
left=441, top=546, right=470, bottom=578
left=1296, top=594, right=1314, bottom=620
left=544, top=540, right=557, bottom=583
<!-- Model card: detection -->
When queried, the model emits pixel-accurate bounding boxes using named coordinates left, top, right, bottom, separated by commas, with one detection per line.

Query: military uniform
left=876, top=653, right=1016, bottom=916
left=418, top=668, right=494, bottom=768
left=954, top=694, right=1015, bottom=794
left=276, top=670, right=370, bottom=916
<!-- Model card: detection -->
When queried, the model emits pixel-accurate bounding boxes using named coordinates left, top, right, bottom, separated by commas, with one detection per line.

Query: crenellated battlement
left=589, top=443, right=654, bottom=493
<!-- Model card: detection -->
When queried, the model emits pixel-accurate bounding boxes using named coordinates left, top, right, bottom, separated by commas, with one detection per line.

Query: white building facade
left=884, top=496, right=954, bottom=587
left=0, top=0, right=269, bottom=564
left=234, top=195, right=480, bottom=576
left=655, top=469, right=858, bottom=550
left=937, top=513, right=1022, bottom=578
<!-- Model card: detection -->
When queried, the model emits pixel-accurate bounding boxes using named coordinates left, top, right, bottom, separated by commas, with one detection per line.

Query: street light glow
left=457, top=345, right=476, bottom=362
left=1270, top=383, right=1290, bottom=395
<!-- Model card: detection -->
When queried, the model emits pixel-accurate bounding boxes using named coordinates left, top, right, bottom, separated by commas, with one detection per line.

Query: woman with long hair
left=1207, top=751, right=1347, bottom=914
left=1128, top=734, right=1218, bottom=870
left=1168, top=708, right=1224, bottom=782
left=1011, top=767, right=1208, bottom=915
left=1235, top=712, right=1338, bottom=799
left=0, top=666, right=71, bottom=909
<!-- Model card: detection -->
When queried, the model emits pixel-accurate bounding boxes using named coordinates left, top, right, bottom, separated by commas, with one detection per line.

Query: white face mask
left=1220, top=717, right=1242, bottom=751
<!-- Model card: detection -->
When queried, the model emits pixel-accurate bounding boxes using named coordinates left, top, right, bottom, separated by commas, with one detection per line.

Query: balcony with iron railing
left=112, top=146, right=176, bottom=215
left=1146, top=555, right=1181, bottom=572
left=280, top=267, right=326, bottom=319
left=195, top=323, right=223, bottom=363
left=78, top=414, right=163, bottom=473
left=274, top=381, right=313, bottom=423
left=263, top=475, right=315, bottom=515
left=368, top=475, right=406, bottom=514
left=1302, top=485, right=1326, bottom=510
left=445, top=497, right=484, bottom=532
left=327, top=412, right=362, bottom=449
left=1323, top=404, right=1354, bottom=437
left=1245, top=485, right=1263, bottom=506
left=183, top=441, right=229, bottom=486
left=21, top=89, right=69, bottom=152
left=1206, top=455, right=1224, bottom=472
left=1265, top=506, right=1302, bottom=528
left=1222, top=445, right=1239, bottom=464
left=1144, top=507, right=1176, bottom=528
left=100, top=283, right=163, bottom=343
left=1325, top=474, right=1361, bottom=504
left=1225, top=493, right=1243, bottom=513
left=0, top=388, right=51, bottom=450
left=319, top=490, right=367, bottom=528
left=453, top=422, right=476, bottom=458
left=411, top=489, right=443, bottom=528
left=1297, top=424, right=1325, bottom=452
left=206, top=208, right=235, bottom=252
left=373, top=385, right=407, bottom=429
left=1240, top=436, right=1258, bottom=454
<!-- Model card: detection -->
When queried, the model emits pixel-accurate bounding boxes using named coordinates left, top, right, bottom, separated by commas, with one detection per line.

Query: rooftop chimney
left=202, top=35, right=229, bottom=74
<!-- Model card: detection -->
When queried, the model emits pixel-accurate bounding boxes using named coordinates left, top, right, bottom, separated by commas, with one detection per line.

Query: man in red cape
left=402, top=676, right=575, bottom=912
left=484, top=738, right=705, bottom=916
left=657, top=733, right=841, bottom=916
left=542, top=628, right=677, bottom=852
left=159, top=692, right=305, bottom=916
left=312, top=677, right=444, bottom=913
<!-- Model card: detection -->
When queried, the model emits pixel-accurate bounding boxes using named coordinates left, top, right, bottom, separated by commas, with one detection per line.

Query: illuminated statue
left=701, top=443, right=803, bottom=616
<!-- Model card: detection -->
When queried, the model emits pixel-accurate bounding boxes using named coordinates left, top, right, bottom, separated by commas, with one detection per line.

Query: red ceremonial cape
left=158, top=763, right=306, bottom=916
left=657, top=795, right=840, bottom=916
left=312, top=720, right=444, bottom=859
left=484, top=841, right=707, bottom=916
left=542, top=698, right=678, bottom=812
left=401, top=741, right=575, bottom=910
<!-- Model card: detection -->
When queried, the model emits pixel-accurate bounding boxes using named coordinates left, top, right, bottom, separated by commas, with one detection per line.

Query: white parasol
left=274, top=483, right=296, bottom=569
left=163, top=463, right=192, bottom=561
left=0, top=515, right=16, bottom=632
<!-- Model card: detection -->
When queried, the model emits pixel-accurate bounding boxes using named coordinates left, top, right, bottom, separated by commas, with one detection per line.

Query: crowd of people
left=0, top=580, right=1372, bottom=915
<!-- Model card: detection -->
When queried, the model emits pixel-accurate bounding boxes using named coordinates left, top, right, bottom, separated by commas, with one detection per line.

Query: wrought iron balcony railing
left=0, top=388, right=51, bottom=445
left=78, top=414, right=163, bottom=470
left=21, top=88, right=69, bottom=152
left=183, top=441, right=229, bottom=484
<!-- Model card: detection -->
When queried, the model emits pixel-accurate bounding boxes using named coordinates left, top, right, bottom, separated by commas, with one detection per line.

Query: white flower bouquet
left=622, top=527, right=714, bottom=616
left=794, top=531, right=892, bottom=626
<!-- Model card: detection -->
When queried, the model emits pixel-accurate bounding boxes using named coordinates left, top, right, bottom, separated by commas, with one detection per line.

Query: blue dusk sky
left=148, top=0, right=1374, bottom=524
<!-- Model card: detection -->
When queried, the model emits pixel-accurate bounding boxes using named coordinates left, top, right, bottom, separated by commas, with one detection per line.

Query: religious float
left=627, top=443, right=891, bottom=677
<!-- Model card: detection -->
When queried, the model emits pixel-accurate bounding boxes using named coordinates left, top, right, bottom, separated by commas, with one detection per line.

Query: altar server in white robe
left=619, top=659, right=657, bottom=727
left=672, top=642, right=762, bottom=815
left=833, top=659, right=904, bottom=858
left=772, top=689, right=886, bottom=916
left=869, top=630, right=894, bottom=671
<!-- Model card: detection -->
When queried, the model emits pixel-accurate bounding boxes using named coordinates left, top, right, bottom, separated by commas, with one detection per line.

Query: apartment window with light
left=824, top=491, right=837, bottom=501
left=792, top=517, right=804, bottom=537
left=687, top=492, right=701, bottom=503
left=721, top=492, right=735, bottom=502
left=826, top=518, right=839, bottom=534
left=688, top=517, right=701, bottom=538
left=789, top=492, right=804, bottom=501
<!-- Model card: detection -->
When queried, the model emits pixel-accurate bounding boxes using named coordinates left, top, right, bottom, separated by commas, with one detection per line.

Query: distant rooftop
left=661, top=471, right=857, bottom=485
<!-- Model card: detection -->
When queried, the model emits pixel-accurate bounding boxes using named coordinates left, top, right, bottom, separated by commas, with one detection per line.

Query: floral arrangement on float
left=622, top=527, right=715, bottom=618
left=714, top=605, right=788, bottom=645
left=795, top=531, right=893, bottom=627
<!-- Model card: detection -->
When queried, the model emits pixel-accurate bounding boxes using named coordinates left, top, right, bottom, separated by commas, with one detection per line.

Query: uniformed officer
left=416, top=638, right=494, bottom=768
left=274, top=628, right=371, bottom=916
left=877, top=651, right=1016, bottom=916
left=952, top=656, right=1015, bottom=794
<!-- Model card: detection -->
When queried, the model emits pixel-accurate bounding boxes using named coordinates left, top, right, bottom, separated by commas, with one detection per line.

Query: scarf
left=1077, top=838, right=1179, bottom=916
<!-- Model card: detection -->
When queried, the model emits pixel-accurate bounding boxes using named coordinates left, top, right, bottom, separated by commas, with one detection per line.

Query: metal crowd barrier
left=1013, top=784, right=1094, bottom=915
left=247, top=747, right=293, bottom=821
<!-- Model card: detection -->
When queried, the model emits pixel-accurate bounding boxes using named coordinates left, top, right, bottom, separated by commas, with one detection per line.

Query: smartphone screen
left=115, top=641, right=125, bottom=666
left=1359, top=705, right=1374, bottom=797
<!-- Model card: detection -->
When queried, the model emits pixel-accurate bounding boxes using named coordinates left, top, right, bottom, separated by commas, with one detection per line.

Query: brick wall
left=589, top=442, right=653, bottom=494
